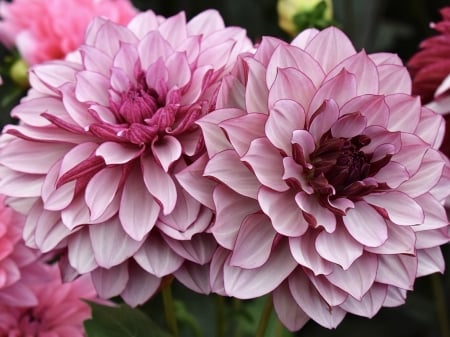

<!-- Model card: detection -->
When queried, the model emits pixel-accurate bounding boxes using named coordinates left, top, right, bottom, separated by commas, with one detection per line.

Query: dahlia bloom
left=408, top=7, right=450, bottom=156
left=196, top=27, right=450, bottom=330
left=0, top=0, right=138, bottom=65
left=0, top=9, right=252, bottom=306
left=0, top=195, right=42, bottom=308
left=0, top=264, right=97, bottom=337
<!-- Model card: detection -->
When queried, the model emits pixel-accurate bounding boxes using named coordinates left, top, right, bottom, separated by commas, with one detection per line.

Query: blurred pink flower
left=408, top=7, right=450, bottom=157
left=0, top=9, right=252, bottom=306
left=0, top=264, right=97, bottom=337
left=0, top=195, right=42, bottom=308
left=196, top=27, right=450, bottom=330
left=0, top=0, right=138, bottom=65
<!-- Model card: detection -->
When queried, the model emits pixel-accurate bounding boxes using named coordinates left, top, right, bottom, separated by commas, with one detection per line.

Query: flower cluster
left=0, top=5, right=449, bottom=334
left=0, top=0, right=138, bottom=65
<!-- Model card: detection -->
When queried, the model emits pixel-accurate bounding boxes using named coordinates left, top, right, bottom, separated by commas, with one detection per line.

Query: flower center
left=117, top=87, right=160, bottom=124
left=310, top=133, right=371, bottom=193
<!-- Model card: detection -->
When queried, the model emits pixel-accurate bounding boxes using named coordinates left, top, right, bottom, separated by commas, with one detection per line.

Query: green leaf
left=84, top=302, right=172, bottom=337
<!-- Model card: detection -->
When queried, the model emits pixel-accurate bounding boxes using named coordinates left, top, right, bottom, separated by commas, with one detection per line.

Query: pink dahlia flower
left=0, top=0, right=138, bottom=65
left=0, top=264, right=97, bottom=337
left=0, top=9, right=252, bottom=305
left=196, top=27, right=450, bottom=330
left=0, top=195, right=42, bottom=308
left=408, top=7, right=450, bottom=158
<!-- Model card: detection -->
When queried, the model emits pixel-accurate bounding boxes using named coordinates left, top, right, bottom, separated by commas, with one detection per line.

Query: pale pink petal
left=223, top=243, right=297, bottom=299
left=119, top=168, right=160, bottom=241
left=289, top=234, right=333, bottom=276
left=339, top=284, right=387, bottom=318
left=205, top=150, right=260, bottom=199
left=85, top=166, right=122, bottom=221
left=376, top=255, right=417, bottom=290
left=67, top=230, right=97, bottom=274
left=211, top=186, right=261, bottom=249
left=295, top=192, right=336, bottom=233
left=120, top=263, right=161, bottom=307
left=141, top=154, right=177, bottom=215
left=266, top=99, right=306, bottom=155
left=174, top=262, right=211, bottom=294
left=89, top=219, right=142, bottom=269
left=241, top=138, right=289, bottom=192
left=259, top=188, right=308, bottom=237
left=416, top=247, right=445, bottom=276
left=315, top=226, right=363, bottom=270
left=342, top=202, right=388, bottom=247
left=325, top=254, right=378, bottom=300
left=363, top=191, right=424, bottom=225
left=96, top=142, right=142, bottom=165
left=245, top=58, right=270, bottom=113
left=133, top=233, right=184, bottom=277
left=220, top=113, right=266, bottom=157
left=289, top=269, right=346, bottom=329
left=91, top=263, right=129, bottom=299
left=273, top=282, right=310, bottom=332
left=230, top=213, right=277, bottom=269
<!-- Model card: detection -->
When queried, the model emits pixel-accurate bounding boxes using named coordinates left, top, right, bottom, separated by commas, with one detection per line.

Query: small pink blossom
left=0, top=264, right=97, bottom=337
left=0, top=0, right=138, bottom=65
left=0, top=9, right=252, bottom=306
left=195, top=27, right=450, bottom=330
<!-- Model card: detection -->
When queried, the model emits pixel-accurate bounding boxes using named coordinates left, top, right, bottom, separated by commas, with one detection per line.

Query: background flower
left=195, top=27, right=450, bottom=330
left=0, top=0, right=138, bottom=65
left=0, top=264, right=97, bottom=337
left=408, top=6, right=450, bottom=158
left=0, top=9, right=253, bottom=306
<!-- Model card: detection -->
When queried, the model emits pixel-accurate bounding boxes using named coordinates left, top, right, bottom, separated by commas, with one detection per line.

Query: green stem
left=162, top=284, right=179, bottom=337
left=215, top=295, right=226, bottom=337
left=255, top=296, right=273, bottom=337
left=431, top=273, right=450, bottom=337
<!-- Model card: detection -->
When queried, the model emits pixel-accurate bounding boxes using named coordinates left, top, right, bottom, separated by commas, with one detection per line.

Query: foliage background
left=0, top=0, right=449, bottom=336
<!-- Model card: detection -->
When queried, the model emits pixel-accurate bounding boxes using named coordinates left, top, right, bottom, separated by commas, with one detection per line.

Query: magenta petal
left=120, top=263, right=161, bottom=307
left=119, top=169, right=160, bottom=241
left=273, top=282, right=310, bottom=332
left=223, top=243, right=297, bottom=299
left=289, top=268, right=346, bottom=329
left=89, top=219, right=142, bottom=269
left=242, top=138, right=289, bottom=192
left=141, top=154, right=177, bottom=215
left=91, top=263, right=129, bottom=299
left=230, top=213, right=277, bottom=269
left=259, top=188, right=308, bottom=237
left=342, top=202, right=388, bottom=247
left=0, top=282, right=38, bottom=307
